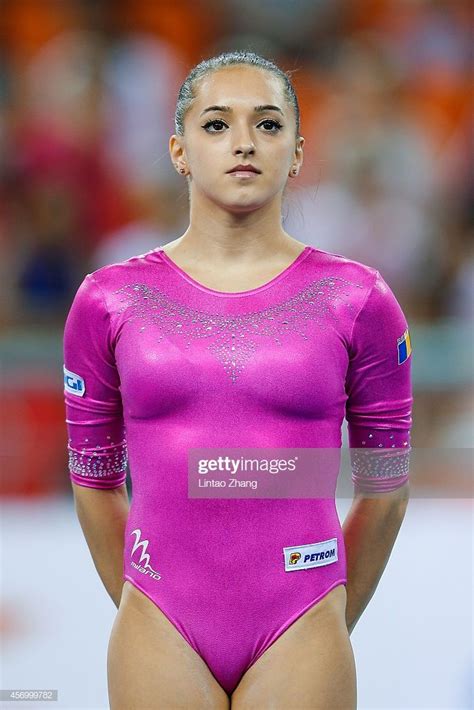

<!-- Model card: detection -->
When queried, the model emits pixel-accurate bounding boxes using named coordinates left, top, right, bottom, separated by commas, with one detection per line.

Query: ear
left=289, top=136, right=305, bottom=177
left=294, top=135, right=304, bottom=165
left=169, top=134, right=186, bottom=166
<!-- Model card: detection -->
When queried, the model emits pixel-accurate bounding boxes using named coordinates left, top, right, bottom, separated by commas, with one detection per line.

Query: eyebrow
left=199, top=104, right=284, bottom=117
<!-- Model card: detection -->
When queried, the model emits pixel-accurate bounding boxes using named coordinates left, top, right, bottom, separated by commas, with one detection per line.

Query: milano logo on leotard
left=129, top=529, right=162, bottom=580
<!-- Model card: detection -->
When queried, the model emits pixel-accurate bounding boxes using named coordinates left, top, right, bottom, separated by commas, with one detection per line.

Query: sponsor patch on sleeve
left=63, top=365, right=85, bottom=396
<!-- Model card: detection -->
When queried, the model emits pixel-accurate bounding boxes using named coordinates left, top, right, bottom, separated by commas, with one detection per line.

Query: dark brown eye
left=259, top=119, right=283, bottom=132
left=202, top=120, right=226, bottom=132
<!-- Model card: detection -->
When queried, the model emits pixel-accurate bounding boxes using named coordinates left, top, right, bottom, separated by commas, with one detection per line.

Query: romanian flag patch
left=397, top=329, right=412, bottom=365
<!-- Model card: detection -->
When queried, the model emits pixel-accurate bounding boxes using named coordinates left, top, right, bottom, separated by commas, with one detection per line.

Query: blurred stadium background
left=0, top=1, right=472, bottom=708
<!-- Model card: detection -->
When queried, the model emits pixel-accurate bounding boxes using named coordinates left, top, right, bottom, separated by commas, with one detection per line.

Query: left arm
left=343, top=483, right=409, bottom=635
left=343, top=269, right=414, bottom=635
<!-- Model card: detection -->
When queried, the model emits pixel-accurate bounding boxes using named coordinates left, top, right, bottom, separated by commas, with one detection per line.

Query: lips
left=227, top=164, right=261, bottom=174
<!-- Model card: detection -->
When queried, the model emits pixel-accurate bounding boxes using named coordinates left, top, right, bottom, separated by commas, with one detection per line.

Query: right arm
left=63, top=273, right=129, bottom=608
left=72, top=482, right=129, bottom=608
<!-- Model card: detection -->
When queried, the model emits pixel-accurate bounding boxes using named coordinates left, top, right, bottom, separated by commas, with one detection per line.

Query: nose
left=232, top=127, right=255, bottom=157
left=234, top=142, right=255, bottom=158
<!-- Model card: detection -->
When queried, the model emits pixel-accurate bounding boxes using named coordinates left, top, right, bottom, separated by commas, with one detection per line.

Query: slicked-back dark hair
left=174, top=50, right=300, bottom=139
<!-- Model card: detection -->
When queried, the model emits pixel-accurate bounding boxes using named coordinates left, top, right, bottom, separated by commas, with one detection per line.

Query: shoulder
left=306, top=245, right=379, bottom=291
left=86, top=248, right=161, bottom=294
left=304, top=247, right=407, bottom=333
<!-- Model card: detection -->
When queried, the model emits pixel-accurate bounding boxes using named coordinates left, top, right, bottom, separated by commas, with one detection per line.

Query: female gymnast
left=64, top=50, right=413, bottom=709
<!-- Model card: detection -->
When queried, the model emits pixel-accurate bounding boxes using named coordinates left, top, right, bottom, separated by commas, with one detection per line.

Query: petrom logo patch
left=283, top=538, right=338, bottom=572
left=63, top=365, right=85, bottom=397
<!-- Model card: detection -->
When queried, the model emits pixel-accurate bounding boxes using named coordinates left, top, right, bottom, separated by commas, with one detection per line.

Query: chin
left=210, top=189, right=262, bottom=210
left=224, top=199, right=265, bottom=214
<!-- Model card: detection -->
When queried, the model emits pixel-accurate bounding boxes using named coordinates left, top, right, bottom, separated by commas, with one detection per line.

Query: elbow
left=71, top=480, right=128, bottom=508
left=354, top=480, right=410, bottom=508
left=394, top=480, right=410, bottom=504
left=383, top=481, right=410, bottom=517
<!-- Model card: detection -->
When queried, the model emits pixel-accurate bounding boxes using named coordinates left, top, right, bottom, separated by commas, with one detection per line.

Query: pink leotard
left=63, top=244, right=413, bottom=695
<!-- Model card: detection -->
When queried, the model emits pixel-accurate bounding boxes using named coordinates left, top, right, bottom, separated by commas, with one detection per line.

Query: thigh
left=231, top=584, right=356, bottom=710
left=107, top=581, right=230, bottom=710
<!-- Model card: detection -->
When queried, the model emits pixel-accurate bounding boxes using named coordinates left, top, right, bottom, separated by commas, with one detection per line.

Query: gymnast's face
left=169, top=65, right=304, bottom=214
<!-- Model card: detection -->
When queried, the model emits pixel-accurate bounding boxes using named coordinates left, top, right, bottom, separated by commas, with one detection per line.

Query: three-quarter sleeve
left=345, top=270, right=413, bottom=493
left=63, top=273, right=128, bottom=489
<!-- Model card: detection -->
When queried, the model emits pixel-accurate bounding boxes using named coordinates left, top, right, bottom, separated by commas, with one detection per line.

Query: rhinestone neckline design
left=113, top=276, right=363, bottom=383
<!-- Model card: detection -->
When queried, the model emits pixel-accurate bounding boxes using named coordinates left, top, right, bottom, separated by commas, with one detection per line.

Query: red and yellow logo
left=289, top=552, right=301, bottom=565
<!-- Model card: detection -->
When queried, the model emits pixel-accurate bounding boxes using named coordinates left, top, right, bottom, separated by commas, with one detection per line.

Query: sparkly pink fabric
left=63, top=245, right=412, bottom=694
